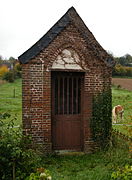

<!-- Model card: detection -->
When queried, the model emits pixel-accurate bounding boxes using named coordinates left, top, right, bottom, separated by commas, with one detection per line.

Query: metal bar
left=78, top=78, right=81, bottom=114
left=54, top=78, right=57, bottom=114
left=76, top=77, right=78, bottom=114
left=63, top=77, right=64, bottom=114
left=69, top=77, right=72, bottom=114
left=67, top=77, right=69, bottom=114
left=72, top=77, right=74, bottom=114
left=64, top=77, right=67, bottom=114
left=58, top=76, right=60, bottom=114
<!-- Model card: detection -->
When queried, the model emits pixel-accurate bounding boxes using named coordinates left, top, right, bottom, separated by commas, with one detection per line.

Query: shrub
left=14, top=63, right=22, bottom=78
left=26, top=168, right=52, bottom=180
left=1, top=63, right=22, bottom=82
left=2, top=70, right=15, bottom=82
left=14, top=70, right=22, bottom=78
left=111, top=164, right=132, bottom=179
left=0, top=65, right=9, bottom=78
left=14, top=62, right=22, bottom=72
left=0, top=115, right=42, bottom=180
left=113, top=64, right=132, bottom=77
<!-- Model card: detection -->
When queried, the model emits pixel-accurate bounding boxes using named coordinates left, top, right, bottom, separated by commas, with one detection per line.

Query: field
left=112, top=78, right=132, bottom=91
left=112, top=78, right=132, bottom=136
left=0, top=78, right=131, bottom=179
left=0, top=79, right=22, bottom=125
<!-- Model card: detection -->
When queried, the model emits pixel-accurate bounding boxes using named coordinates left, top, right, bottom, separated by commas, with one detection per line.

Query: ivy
left=91, top=90, right=112, bottom=148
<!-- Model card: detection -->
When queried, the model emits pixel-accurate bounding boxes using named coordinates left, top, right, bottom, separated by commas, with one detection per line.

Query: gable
left=18, top=7, right=115, bottom=67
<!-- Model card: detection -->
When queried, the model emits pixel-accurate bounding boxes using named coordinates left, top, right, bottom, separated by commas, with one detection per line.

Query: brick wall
left=22, top=23, right=112, bottom=153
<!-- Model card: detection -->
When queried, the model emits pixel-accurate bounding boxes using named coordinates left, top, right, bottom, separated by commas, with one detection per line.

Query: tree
left=8, top=57, right=16, bottom=70
left=114, top=54, right=132, bottom=67
left=0, top=55, right=3, bottom=60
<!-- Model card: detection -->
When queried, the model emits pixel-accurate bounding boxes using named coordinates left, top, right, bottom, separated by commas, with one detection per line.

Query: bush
left=26, top=168, right=52, bottom=180
left=1, top=63, right=22, bottom=82
left=0, top=115, right=42, bottom=180
left=2, top=70, right=15, bottom=82
left=113, top=64, right=132, bottom=77
left=14, top=62, right=22, bottom=72
left=111, top=164, right=132, bottom=179
left=0, top=65, right=9, bottom=78
left=14, top=70, right=22, bottom=78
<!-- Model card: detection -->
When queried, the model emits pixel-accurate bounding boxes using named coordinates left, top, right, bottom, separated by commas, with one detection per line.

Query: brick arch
left=45, top=42, right=89, bottom=71
left=36, top=23, right=96, bottom=71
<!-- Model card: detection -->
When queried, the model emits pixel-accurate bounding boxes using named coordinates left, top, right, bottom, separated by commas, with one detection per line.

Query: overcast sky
left=0, top=0, right=132, bottom=59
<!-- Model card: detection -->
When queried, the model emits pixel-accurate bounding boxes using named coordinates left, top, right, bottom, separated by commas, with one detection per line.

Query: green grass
left=112, top=86, right=132, bottom=136
left=112, top=76, right=132, bottom=79
left=42, top=146, right=131, bottom=180
left=112, top=125, right=132, bottom=137
left=0, top=79, right=22, bottom=125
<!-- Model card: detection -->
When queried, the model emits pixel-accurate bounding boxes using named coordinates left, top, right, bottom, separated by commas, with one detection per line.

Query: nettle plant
left=111, top=164, right=132, bottom=180
left=91, top=90, right=112, bottom=148
left=26, top=168, right=52, bottom=180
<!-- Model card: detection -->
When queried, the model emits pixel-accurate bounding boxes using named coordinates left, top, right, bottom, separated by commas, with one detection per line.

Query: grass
left=42, top=145, right=131, bottom=180
left=112, top=85, right=132, bottom=136
left=112, top=76, right=132, bottom=79
left=0, top=79, right=22, bottom=125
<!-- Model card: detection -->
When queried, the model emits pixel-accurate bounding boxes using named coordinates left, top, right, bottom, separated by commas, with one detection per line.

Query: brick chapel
left=18, top=7, right=114, bottom=153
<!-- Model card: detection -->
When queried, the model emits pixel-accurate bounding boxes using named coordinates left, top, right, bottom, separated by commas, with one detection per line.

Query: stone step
left=54, top=150, right=84, bottom=155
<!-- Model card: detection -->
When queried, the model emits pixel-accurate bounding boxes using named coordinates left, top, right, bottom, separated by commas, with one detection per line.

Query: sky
left=0, top=0, right=132, bottom=59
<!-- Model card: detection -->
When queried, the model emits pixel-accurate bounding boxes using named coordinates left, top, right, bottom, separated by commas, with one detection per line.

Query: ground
left=112, top=78, right=132, bottom=91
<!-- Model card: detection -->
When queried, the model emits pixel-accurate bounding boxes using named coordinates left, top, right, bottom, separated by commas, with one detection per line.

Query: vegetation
left=110, top=53, right=132, bottom=77
left=43, top=148, right=131, bottom=180
left=0, top=79, right=22, bottom=125
left=114, top=54, right=132, bottom=67
left=111, top=164, right=132, bottom=180
left=112, top=85, right=132, bottom=136
left=26, top=168, right=52, bottom=180
left=91, top=90, right=112, bottom=148
left=2, top=70, right=15, bottom=82
left=0, top=115, right=131, bottom=180
left=0, top=65, right=9, bottom=77
left=112, top=64, right=132, bottom=77
left=0, top=56, right=22, bottom=82
left=0, top=79, right=131, bottom=131
left=0, top=78, right=131, bottom=179
left=112, top=85, right=132, bottom=123
left=0, top=116, right=44, bottom=180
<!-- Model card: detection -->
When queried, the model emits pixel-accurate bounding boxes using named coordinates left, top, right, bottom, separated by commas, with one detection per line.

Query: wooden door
left=51, top=72, right=84, bottom=151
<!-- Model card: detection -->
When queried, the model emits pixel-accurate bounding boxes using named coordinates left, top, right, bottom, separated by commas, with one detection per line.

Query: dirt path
left=112, top=78, right=132, bottom=91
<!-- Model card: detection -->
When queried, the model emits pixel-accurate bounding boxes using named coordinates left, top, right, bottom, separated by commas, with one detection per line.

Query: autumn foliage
left=112, top=64, right=132, bottom=77
left=0, top=65, right=9, bottom=77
